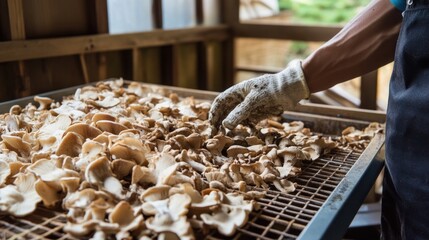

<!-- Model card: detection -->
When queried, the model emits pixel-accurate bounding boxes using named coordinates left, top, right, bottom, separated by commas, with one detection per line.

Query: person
left=209, top=0, right=429, bottom=239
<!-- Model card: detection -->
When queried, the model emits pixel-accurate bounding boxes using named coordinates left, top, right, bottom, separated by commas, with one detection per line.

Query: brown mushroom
left=34, top=96, right=54, bottom=110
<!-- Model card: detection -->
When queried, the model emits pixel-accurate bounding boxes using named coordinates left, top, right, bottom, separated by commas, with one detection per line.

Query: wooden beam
left=79, top=54, right=90, bottom=84
left=197, top=42, right=208, bottom=89
left=236, top=24, right=341, bottom=42
left=236, top=65, right=282, bottom=74
left=152, top=0, right=163, bottom=29
left=89, top=0, right=109, bottom=34
left=132, top=48, right=144, bottom=82
left=360, top=70, right=378, bottom=110
left=6, top=0, right=25, bottom=40
left=221, top=0, right=239, bottom=89
left=196, top=0, right=204, bottom=25
left=0, top=25, right=230, bottom=63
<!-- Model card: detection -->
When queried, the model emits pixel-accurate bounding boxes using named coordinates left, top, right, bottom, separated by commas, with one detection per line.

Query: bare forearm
left=302, top=0, right=403, bottom=93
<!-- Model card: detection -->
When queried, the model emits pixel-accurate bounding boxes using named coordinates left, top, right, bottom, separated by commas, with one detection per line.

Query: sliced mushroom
left=85, top=156, right=124, bottom=199
left=64, top=123, right=102, bottom=140
left=2, top=134, right=32, bottom=158
left=56, top=132, right=83, bottom=157
left=109, top=201, right=144, bottom=240
left=96, top=120, right=128, bottom=135
left=0, top=173, right=41, bottom=216
left=110, top=137, right=148, bottom=165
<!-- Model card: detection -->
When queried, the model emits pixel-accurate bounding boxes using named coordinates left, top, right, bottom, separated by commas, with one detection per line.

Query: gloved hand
left=209, top=59, right=310, bottom=129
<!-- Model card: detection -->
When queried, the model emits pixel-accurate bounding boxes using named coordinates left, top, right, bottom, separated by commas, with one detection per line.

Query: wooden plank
left=152, top=0, right=163, bottom=29
left=197, top=42, right=208, bottom=89
left=236, top=24, right=341, bottom=42
left=89, top=0, right=108, bottom=81
left=79, top=54, right=90, bottom=84
left=360, top=70, right=378, bottom=110
left=221, top=0, right=239, bottom=89
left=22, top=0, right=92, bottom=39
left=132, top=48, right=144, bottom=82
left=160, top=45, right=176, bottom=86
left=236, top=65, right=282, bottom=74
left=0, top=25, right=230, bottom=63
left=196, top=0, right=204, bottom=25
left=88, top=0, right=108, bottom=34
left=6, top=0, right=25, bottom=40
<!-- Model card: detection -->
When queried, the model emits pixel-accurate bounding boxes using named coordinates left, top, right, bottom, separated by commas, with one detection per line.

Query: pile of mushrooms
left=0, top=79, right=382, bottom=239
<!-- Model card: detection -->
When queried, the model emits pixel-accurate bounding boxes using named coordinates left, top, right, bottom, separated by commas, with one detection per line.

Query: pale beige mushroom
left=5, top=115, right=20, bottom=132
left=0, top=159, right=10, bottom=185
left=144, top=193, right=194, bottom=240
left=283, top=121, right=305, bottom=133
left=75, top=140, right=106, bottom=171
left=96, top=120, right=128, bottom=135
left=0, top=173, right=41, bottom=216
left=9, top=105, right=21, bottom=115
left=109, top=201, right=144, bottom=240
left=56, top=132, right=83, bottom=157
left=110, top=137, right=148, bottom=165
left=37, top=114, right=72, bottom=150
left=1, top=134, right=31, bottom=157
left=226, top=145, right=249, bottom=158
left=91, top=112, right=117, bottom=123
left=111, top=159, right=136, bottom=179
left=85, top=156, right=124, bottom=199
left=34, top=96, right=54, bottom=110
left=200, top=193, right=254, bottom=236
left=63, top=123, right=102, bottom=140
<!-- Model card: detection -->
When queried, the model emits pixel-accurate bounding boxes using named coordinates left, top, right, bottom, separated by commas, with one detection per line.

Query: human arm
left=209, top=0, right=403, bottom=129
left=303, top=0, right=403, bottom=92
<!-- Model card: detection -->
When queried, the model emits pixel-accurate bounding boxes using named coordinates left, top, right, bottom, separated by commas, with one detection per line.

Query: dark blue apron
left=383, top=0, right=429, bottom=239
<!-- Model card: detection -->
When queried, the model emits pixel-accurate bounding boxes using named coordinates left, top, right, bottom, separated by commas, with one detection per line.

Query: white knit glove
left=209, top=60, right=310, bottom=129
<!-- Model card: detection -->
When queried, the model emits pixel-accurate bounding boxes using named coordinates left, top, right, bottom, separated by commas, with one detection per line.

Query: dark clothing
left=383, top=0, right=429, bottom=239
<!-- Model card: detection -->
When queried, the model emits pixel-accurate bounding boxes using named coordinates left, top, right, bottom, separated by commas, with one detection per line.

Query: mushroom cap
left=63, top=123, right=102, bottom=140
left=96, top=120, right=128, bottom=135
left=56, top=132, right=83, bottom=157
left=141, top=185, right=171, bottom=202
left=0, top=173, right=41, bottom=217
left=0, top=159, right=11, bottom=185
left=111, top=159, right=136, bottom=179
left=34, top=96, right=53, bottom=110
left=1, top=134, right=32, bottom=157
left=110, top=137, right=148, bottom=165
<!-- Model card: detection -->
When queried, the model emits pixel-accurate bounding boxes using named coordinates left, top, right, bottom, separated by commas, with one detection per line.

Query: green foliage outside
left=278, top=0, right=371, bottom=24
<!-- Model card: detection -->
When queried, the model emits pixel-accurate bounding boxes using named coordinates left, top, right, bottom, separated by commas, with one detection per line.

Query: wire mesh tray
left=0, top=82, right=386, bottom=240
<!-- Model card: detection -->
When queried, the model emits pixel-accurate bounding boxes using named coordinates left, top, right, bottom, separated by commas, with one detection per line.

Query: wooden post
left=221, top=0, right=239, bottom=89
left=4, top=0, right=29, bottom=98
left=360, top=70, right=378, bottom=110
left=89, top=0, right=108, bottom=81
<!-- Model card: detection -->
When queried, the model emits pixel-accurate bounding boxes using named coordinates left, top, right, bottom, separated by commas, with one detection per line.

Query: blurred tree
left=278, top=0, right=371, bottom=24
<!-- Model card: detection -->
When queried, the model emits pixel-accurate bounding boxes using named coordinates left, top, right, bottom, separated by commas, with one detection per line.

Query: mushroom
left=109, top=201, right=144, bottom=240
left=37, top=114, right=72, bottom=150
left=200, top=193, right=254, bottom=236
left=110, top=137, right=148, bottom=165
left=1, top=134, right=31, bottom=157
left=144, top=193, right=194, bottom=239
left=27, top=158, right=79, bottom=190
left=34, top=96, right=53, bottom=110
left=85, top=156, right=124, bottom=199
left=226, top=145, right=249, bottom=158
left=0, top=159, right=10, bottom=185
left=56, top=132, right=83, bottom=157
left=75, top=140, right=106, bottom=171
left=91, top=112, right=117, bottom=123
left=96, top=120, right=128, bottom=135
left=0, top=173, right=41, bottom=216
left=63, top=123, right=102, bottom=140
left=111, top=159, right=136, bottom=179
